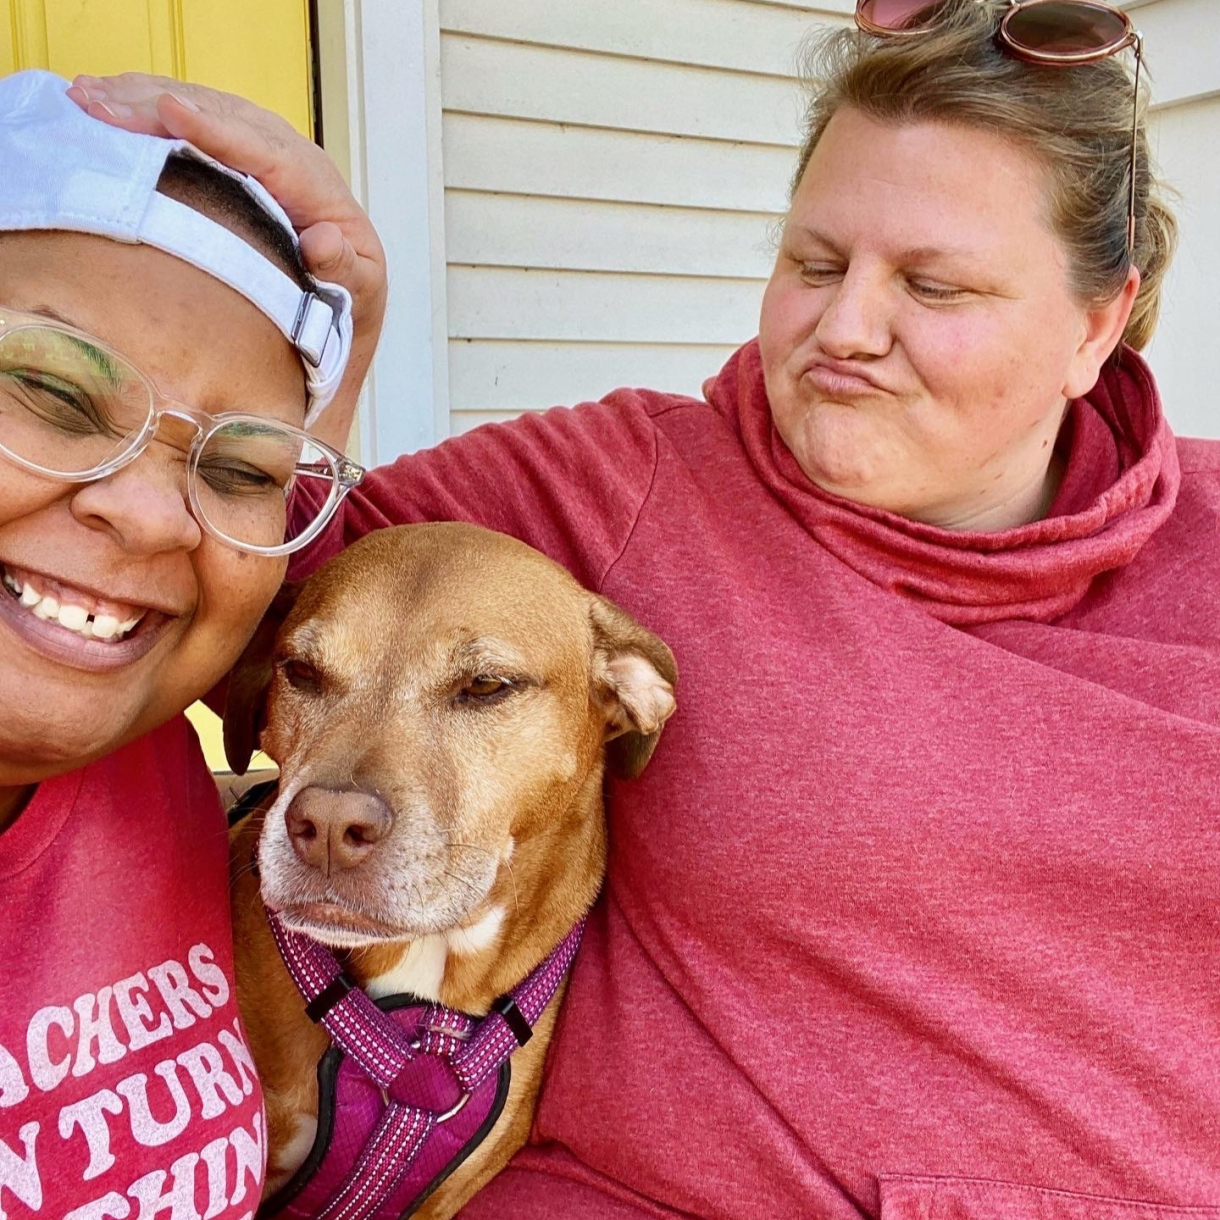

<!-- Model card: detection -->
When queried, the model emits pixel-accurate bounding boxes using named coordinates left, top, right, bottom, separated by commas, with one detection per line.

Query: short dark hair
left=156, top=153, right=311, bottom=292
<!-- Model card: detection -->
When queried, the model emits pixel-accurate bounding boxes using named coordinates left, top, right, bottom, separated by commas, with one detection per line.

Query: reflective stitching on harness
left=260, top=910, right=586, bottom=1220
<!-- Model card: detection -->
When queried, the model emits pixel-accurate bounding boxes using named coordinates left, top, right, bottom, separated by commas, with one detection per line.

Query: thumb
left=299, top=222, right=358, bottom=287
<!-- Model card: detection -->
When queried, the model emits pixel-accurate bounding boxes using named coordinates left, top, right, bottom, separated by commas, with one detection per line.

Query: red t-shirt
left=0, top=719, right=264, bottom=1220
left=291, top=342, right=1220, bottom=1219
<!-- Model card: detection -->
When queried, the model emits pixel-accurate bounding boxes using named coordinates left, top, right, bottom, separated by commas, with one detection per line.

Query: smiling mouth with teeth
left=1, top=565, right=146, bottom=642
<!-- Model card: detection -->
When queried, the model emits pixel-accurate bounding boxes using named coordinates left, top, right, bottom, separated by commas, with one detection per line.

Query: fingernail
left=95, top=101, right=132, bottom=119
left=169, top=91, right=200, bottom=113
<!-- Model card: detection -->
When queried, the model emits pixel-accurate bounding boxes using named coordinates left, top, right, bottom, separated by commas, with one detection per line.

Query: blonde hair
left=793, top=0, right=1177, bottom=350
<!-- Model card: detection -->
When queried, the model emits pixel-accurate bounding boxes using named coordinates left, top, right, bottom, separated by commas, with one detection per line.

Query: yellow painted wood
left=0, top=8, right=14, bottom=76
left=186, top=701, right=273, bottom=775
left=179, top=0, right=314, bottom=137
left=0, top=0, right=313, bottom=136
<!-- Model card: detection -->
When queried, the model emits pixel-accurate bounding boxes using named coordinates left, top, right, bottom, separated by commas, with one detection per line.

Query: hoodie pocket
left=879, top=1175, right=1220, bottom=1220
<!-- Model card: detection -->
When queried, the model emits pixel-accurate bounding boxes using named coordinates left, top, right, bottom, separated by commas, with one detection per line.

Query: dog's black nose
left=285, top=787, right=394, bottom=873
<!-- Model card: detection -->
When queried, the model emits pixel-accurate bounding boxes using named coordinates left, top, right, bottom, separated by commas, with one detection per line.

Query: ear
left=222, top=580, right=302, bottom=776
left=1063, top=265, right=1141, bottom=398
left=589, top=596, right=677, bottom=780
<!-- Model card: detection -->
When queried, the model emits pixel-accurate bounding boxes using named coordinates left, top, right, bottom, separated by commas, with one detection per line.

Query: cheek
left=176, top=549, right=286, bottom=695
left=899, top=310, right=1027, bottom=434
left=0, top=471, right=65, bottom=529
left=759, top=277, right=819, bottom=371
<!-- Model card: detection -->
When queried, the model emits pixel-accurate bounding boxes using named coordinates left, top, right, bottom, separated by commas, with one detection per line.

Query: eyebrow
left=64, top=335, right=123, bottom=387
left=452, top=637, right=530, bottom=674
left=27, top=305, right=123, bottom=387
left=787, top=225, right=987, bottom=267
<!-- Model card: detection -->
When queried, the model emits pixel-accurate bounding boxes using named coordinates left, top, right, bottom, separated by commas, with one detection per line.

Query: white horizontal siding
left=442, top=114, right=795, bottom=212
left=449, top=341, right=734, bottom=426
left=1129, top=0, right=1220, bottom=111
left=439, top=0, right=832, bottom=425
left=449, top=267, right=763, bottom=345
left=446, top=192, right=778, bottom=278
left=441, top=0, right=847, bottom=77
left=441, top=35, right=805, bottom=146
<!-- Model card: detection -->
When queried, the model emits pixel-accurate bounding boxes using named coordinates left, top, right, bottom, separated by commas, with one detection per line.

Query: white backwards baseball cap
left=0, top=70, right=352, bottom=425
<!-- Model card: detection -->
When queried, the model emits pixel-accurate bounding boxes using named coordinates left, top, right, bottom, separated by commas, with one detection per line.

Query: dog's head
left=225, top=523, right=676, bottom=949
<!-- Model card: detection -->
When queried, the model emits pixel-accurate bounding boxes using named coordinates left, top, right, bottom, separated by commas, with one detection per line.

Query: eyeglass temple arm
left=1128, top=32, right=1142, bottom=256
left=295, top=458, right=365, bottom=489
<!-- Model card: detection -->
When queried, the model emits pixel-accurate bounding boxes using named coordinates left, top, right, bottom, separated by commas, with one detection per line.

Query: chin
left=0, top=679, right=149, bottom=776
left=784, top=408, right=892, bottom=501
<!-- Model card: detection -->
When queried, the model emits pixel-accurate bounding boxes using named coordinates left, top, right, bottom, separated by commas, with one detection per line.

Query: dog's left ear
left=590, top=596, right=677, bottom=780
left=223, top=580, right=302, bottom=776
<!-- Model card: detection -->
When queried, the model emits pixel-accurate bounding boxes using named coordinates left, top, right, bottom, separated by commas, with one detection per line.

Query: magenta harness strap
left=258, top=911, right=585, bottom=1220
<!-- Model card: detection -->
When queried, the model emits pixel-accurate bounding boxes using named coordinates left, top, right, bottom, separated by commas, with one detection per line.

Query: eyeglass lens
left=1003, top=3, right=1130, bottom=55
left=0, top=324, right=336, bottom=551
left=857, top=0, right=955, bottom=32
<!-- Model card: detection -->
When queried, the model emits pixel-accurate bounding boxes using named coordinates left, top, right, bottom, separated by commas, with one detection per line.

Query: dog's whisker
left=441, top=867, right=484, bottom=900
left=502, top=858, right=521, bottom=917
left=440, top=838, right=520, bottom=915
left=229, top=859, right=259, bottom=892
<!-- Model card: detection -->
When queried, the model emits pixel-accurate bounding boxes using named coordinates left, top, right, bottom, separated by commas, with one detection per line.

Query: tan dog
left=224, top=523, right=676, bottom=1216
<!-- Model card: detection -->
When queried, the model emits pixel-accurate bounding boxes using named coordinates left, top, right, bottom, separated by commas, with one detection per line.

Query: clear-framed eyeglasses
left=0, top=307, right=364, bottom=557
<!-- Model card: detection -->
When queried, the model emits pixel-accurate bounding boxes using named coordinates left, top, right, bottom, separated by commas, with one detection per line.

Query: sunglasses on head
left=854, top=1, right=1142, bottom=255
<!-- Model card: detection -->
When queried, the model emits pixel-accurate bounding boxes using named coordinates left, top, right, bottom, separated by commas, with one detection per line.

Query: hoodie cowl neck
left=704, top=341, right=1180, bottom=626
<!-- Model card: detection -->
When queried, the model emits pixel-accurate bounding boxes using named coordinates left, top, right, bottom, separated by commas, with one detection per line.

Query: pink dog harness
left=258, top=911, right=585, bottom=1220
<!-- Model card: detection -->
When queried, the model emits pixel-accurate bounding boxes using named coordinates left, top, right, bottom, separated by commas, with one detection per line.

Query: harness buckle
left=491, top=994, right=533, bottom=1046
left=304, top=973, right=354, bottom=1023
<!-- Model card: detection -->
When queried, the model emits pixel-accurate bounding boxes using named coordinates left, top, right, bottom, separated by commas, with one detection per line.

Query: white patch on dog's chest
left=274, top=1113, right=318, bottom=1180
left=445, top=905, right=505, bottom=957
left=365, top=934, right=449, bottom=1001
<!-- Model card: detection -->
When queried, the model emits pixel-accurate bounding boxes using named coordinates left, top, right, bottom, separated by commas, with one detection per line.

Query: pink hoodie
left=297, top=342, right=1220, bottom=1219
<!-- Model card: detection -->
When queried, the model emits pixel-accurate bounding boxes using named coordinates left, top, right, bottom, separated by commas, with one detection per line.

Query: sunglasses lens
left=857, top=0, right=952, bottom=33
left=1004, top=3, right=1130, bottom=55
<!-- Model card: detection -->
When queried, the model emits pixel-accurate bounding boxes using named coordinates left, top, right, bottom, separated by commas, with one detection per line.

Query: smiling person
left=0, top=70, right=384, bottom=1215
left=47, top=0, right=1220, bottom=1217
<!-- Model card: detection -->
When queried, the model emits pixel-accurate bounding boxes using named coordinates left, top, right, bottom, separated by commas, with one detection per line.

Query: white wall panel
left=1130, top=0, right=1220, bottom=110
left=441, top=34, right=805, bottom=146
left=441, top=0, right=846, bottom=77
left=449, top=341, right=735, bottom=417
left=442, top=114, right=796, bottom=212
left=446, top=192, right=778, bottom=278
left=437, top=0, right=834, bottom=427
left=448, top=267, right=765, bottom=345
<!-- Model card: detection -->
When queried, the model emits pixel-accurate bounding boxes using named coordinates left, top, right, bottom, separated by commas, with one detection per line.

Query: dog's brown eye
left=281, top=658, right=322, bottom=695
left=459, top=675, right=511, bottom=703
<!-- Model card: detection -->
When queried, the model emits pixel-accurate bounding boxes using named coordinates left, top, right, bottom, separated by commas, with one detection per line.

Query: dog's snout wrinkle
left=285, top=787, right=394, bottom=874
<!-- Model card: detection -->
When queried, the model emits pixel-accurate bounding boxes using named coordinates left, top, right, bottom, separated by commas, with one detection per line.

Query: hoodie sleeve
left=290, top=390, right=661, bottom=593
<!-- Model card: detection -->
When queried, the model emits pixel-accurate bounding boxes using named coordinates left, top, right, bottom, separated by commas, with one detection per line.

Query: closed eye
left=908, top=277, right=968, bottom=302
left=798, top=263, right=843, bottom=286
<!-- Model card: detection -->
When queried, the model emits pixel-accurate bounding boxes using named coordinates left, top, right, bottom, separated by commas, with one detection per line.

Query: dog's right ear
left=589, top=595, right=677, bottom=780
left=223, top=581, right=302, bottom=776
